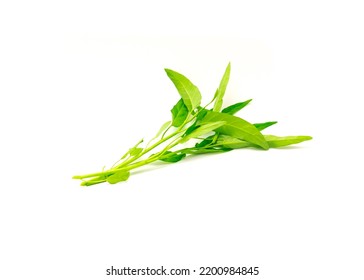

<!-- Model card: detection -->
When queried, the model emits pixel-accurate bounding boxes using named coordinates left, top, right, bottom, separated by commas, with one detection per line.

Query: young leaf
left=264, top=135, right=312, bottom=148
left=213, top=62, right=231, bottom=112
left=106, top=170, right=130, bottom=184
left=154, top=121, right=171, bottom=139
left=165, top=69, right=202, bottom=112
left=221, top=99, right=252, bottom=115
left=121, top=139, right=144, bottom=159
left=201, top=111, right=269, bottom=150
left=171, top=98, right=188, bottom=127
left=129, top=147, right=143, bottom=156
left=181, top=121, right=226, bottom=143
left=159, top=151, right=186, bottom=163
left=254, top=121, right=277, bottom=131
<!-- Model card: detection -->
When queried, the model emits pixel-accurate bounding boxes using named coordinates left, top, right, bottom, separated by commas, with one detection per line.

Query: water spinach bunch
left=73, top=63, right=312, bottom=186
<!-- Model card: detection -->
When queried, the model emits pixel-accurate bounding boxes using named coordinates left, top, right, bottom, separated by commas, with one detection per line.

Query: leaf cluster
left=73, top=63, right=312, bottom=186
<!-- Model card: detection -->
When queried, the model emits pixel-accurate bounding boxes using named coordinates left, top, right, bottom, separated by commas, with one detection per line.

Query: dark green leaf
left=171, top=99, right=188, bottom=127
left=184, top=122, right=199, bottom=136
left=201, top=111, right=269, bottom=150
left=196, top=108, right=209, bottom=121
left=107, top=170, right=130, bottom=184
left=213, top=63, right=231, bottom=112
left=221, top=99, right=252, bottom=115
left=165, top=69, right=202, bottom=112
left=159, top=151, right=186, bottom=163
left=195, top=135, right=214, bottom=148
left=254, top=121, right=277, bottom=131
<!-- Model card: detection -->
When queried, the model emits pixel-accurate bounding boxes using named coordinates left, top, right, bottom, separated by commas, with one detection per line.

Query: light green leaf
left=264, top=135, right=312, bottom=147
left=121, top=139, right=143, bottom=159
left=181, top=121, right=226, bottom=143
left=154, top=121, right=171, bottom=139
left=216, top=135, right=251, bottom=149
left=201, top=111, right=269, bottom=150
left=254, top=121, right=277, bottom=131
left=129, top=147, right=143, bottom=156
left=217, top=134, right=312, bottom=149
left=107, top=170, right=130, bottom=184
left=213, top=63, right=231, bottom=112
left=221, top=99, right=252, bottom=115
left=165, top=69, right=202, bottom=112
left=171, top=99, right=188, bottom=127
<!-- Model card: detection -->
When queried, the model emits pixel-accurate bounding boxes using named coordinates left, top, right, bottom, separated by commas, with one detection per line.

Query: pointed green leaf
left=154, top=121, right=171, bottom=139
left=165, top=69, right=201, bottom=112
left=181, top=121, right=226, bottom=143
left=201, top=111, right=269, bottom=150
left=254, top=121, right=277, bottom=131
left=213, top=62, right=231, bottom=112
left=221, top=99, right=252, bottom=115
left=107, top=170, right=130, bottom=184
left=183, top=147, right=232, bottom=155
left=171, top=99, right=188, bottom=127
left=184, top=122, right=199, bottom=136
left=196, top=108, right=209, bottom=121
left=159, top=151, right=186, bottom=163
left=216, top=135, right=251, bottom=149
left=264, top=135, right=312, bottom=147
left=195, top=135, right=214, bottom=148
left=216, top=134, right=312, bottom=149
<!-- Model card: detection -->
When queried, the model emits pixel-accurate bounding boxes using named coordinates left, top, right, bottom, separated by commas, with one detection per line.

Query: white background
left=1, top=1, right=363, bottom=279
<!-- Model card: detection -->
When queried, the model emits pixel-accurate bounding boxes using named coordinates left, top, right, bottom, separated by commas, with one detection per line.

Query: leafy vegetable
left=73, top=63, right=312, bottom=186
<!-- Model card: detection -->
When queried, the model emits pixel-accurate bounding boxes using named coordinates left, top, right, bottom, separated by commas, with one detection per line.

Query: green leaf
left=254, top=121, right=277, bottom=131
left=264, top=135, right=312, bottom=148
left=201, top=111, right=269, bottom=150
left=159, top=151, right=186, bottom=163
left=196, top=108, right=209, bottom=121
left=213, top=62, right=231, bottom=112
left=171, top=99, right=188, bottom=127
left=165, top=69, right=202, bottom=112
left=184, top=122, right=199, bottom=136
left=129, top=147, right=143, bottom=156
left=221, top=99, right=252, bottom=115
left=154, top=121, right=171, bottom=139
left=183, top=147, right=231, bottom=155
left=121, top=139, right=143, bottom=159
left=216, top=135, right=251, bottom=149
left=195, top=135, right=214, bottom=148
left=181, top=121, right=226, bottom=143
left=107, top=170, right=130, bottom=184
left=216, top=134, right=312, bottom=149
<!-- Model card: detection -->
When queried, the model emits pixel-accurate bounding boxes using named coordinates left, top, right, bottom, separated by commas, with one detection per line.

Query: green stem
left=74, top=111, right=198, bottom=185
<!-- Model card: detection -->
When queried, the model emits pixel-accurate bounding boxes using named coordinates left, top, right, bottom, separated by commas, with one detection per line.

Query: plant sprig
left=73, top=63, right=312, bottom=186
